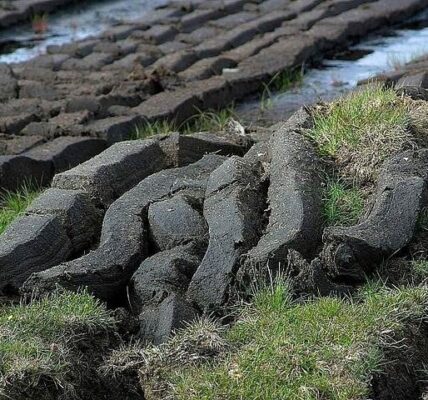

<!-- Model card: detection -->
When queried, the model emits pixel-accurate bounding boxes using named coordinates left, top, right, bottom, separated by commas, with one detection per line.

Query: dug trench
left=2, top=0, right=428, bottom=192
left=0, top=82, right=428, bottom=399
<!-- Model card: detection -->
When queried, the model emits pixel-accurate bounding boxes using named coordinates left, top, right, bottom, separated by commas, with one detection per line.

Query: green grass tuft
left=0, top=291, right=115, bottom=396
left=260, top=68, right=304, bottom=111
left=308, top=85, right=408, bottom=157
left=168, top=282, right=427, bottom=400
left=323, top=177, right=365, bottom=226
left=271, top=68, right=304, bottom=92
left=181, top=106, right=238, bottom=134
left=307, top=85, right=411, bottom=183
left=131, top=106, right=238, bottom=139
left=132, top=120, right=177, bottom=140
left=0, top=184, right=41, bottom=235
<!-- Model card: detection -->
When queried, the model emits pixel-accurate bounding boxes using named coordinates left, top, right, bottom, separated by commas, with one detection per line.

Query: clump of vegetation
left=0, top=291, right=116, bottom=398
left=0, top=184, right=40, bottom=235
left=410, top=260, right=428, bottom=282
left=104, top=317, right=228, bottom=400
left=270, top=68, right=304, bottom=92
left=181, top=106, right=238, bottom=134
left=261, top=68, right=304, bottom=111
left=308, top=85, right=412, bottom=184
left=131, top=106, right=239, bottom=139
left=125, top=280, right=427, bottom=400
left=322, top=177, right=365, bottom=226
left=132, top=120, right=177, bottom=140
left=407, top=98, right=428, bottom=143
left=307, top=85, right=427, bottom=226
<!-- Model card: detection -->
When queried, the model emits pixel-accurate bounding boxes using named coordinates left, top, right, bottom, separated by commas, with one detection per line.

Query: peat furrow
left=130, top=0, right=428, bottom=125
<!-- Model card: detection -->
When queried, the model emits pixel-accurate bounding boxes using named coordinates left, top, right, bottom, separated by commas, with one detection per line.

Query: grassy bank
left=0, top=291, right=116, bottom=398
left=166, top=282, right=427, bottom=400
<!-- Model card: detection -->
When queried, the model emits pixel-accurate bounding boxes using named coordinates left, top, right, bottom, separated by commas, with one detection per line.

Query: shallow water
left=0, top=0, right=167, bottom=64
left=236, top=9, right=428, bottom=125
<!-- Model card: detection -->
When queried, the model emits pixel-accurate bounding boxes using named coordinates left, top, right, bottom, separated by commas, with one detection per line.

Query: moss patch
left=151, top=282, right=428, bottom=400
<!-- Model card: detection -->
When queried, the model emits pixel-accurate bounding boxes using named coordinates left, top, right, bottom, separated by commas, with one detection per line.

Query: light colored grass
left=307, top=85, right=412, bottom=183
left=164, top=281, right=427, bottom=400
left=0, top=291, right=115, bottom=397
left=408, top=99, right=428, bottom=145
left=323, top=177, right=365, bottom=226
left=181, top=106, right=238, bottom=134
left=410, top=260, right=428, bottom=282
left=0, top=184, right=40, bottom=235
left=387, top=48, right=428, bottom=71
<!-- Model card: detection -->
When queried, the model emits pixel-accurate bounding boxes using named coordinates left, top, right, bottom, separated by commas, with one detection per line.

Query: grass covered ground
left=0, top=291, right=116, bottom=398
left=103, top=281, right=428, bottom=400
left=307, top=85, right=411, bottom=183
left=166, top=283, right=427, bottom=400
left=322, top=176, right=365, bottom=226
left=0, top=184, right=40, bottom=235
